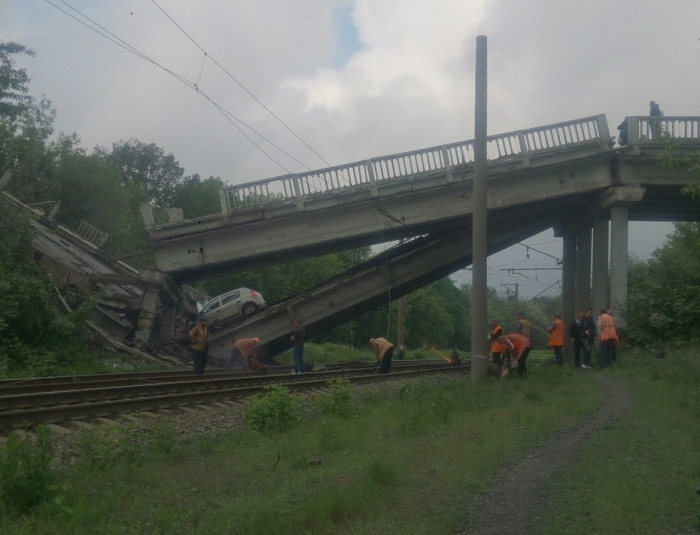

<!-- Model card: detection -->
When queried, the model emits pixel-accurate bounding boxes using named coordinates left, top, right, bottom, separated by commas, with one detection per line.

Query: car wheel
left=242, top=303, right=259, bottom=318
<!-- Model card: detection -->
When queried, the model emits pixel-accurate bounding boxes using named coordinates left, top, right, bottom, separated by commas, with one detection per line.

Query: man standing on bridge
left=649, top=100, right=663, bottom=139
left=369, top=337, right=394, bottom=374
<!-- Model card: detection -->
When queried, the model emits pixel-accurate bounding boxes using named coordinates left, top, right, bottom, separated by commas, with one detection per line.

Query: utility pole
left=396, top=241, right=405, bottom=359
left=502, top=283, right=519, bottom=316
left=471, top=35, right=488, bottom=382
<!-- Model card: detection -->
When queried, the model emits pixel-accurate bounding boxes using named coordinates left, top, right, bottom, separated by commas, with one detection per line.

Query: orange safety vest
left=490, top=325, right=506, bottom=353
left=599, top=314, right=619, bottom=343
left=547, top=319, right=566, bottom=347
left=505, top=333, right=533, bottom=360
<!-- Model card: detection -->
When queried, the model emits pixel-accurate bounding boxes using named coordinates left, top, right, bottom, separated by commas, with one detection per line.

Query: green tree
left=0, top=41, right=35, bottom=119
left=94, top=139, right=185, bottom=210
left=626, top=222, right=700, bottom=345
left=0, top=197, right=92, bottom=375
left=45, top=152, right=148, bottom=255
left=170, top=174, right=225, bottom=219
left=0, top=41, right=58, bottom=202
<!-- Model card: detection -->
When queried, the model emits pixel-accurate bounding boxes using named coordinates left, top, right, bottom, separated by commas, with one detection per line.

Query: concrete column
left=561, top=231, right=576, bottom=325
left=159, top=303, right=176, bottom=344
left=591, top=218, right=609, bottom=315
left=609, top=206, right=629, bottom=327
left=134, top=287, right=160, bottom=346
left=574, top=227, right=592, bottom=314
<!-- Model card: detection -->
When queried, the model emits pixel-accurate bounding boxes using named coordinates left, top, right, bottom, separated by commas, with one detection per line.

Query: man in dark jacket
left=568, top=312, right=585, bottom=368
left=580, top=308, right=597, bottom=369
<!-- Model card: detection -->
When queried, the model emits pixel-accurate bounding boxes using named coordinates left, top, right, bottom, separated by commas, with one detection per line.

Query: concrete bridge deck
left=143, top=114, right=700, bottom=285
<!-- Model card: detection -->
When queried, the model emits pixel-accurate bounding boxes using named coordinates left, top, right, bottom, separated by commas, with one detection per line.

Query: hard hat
left=252, top=337, right=260, bottom=344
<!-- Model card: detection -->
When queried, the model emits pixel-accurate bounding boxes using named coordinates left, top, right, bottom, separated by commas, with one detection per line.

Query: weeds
left=77, top=422, right=142, bottom=468
left=316, top=379, right=354, bottom=418
left=243, top=384, right=304, bottom=432
left=396, top=378, right=428, bottom=401
left=0, top=426, right=56, bottom=515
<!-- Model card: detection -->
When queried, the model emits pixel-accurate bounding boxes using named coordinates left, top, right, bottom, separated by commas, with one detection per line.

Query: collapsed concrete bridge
left=4, top=114, right=699, bottom=363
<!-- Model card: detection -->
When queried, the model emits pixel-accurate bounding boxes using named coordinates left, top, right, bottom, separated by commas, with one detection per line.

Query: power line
left=518, top=242, right=562, bottom=264
left=43, top=0, right=326, bottom=179
left=148, top=0, right=340, bottom=176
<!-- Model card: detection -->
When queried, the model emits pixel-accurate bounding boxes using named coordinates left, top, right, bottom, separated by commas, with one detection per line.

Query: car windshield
left=202, top=300, right=220, bottom=314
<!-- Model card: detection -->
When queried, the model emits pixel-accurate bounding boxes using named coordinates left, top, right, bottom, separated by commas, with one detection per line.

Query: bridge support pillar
left=134, top=287, right=160, bottom=346
left=561, top=231, right=576, bottom=326
left=591, top=218, right=609, bottom=315
left=575, top=226, right=592, bottom=314
left=609, top=206, right=629, bottom=327
left=159, top=303, right=176, bottom=344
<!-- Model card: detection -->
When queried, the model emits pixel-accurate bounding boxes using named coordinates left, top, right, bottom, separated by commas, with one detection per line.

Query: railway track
left=0, top=360, right=468, bottom=434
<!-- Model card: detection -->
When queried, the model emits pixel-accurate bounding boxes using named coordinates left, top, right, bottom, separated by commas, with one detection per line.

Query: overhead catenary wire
left=43, top=0, right=335, bottom=182
left=148, top=0, right=342, bottom=178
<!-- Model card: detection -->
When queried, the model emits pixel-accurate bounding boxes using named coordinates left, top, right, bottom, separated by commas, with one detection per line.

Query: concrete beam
left=591, top=218, right=609, bottom=314
left=206, top=215, right=553, bottom=362
left=151, top=159, right=613, bottom=282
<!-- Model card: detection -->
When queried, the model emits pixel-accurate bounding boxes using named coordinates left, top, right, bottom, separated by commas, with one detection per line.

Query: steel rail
left=0, top=361, right=447, bottom=396
left=0, top=364, right=468, bottom=431
left=0, top=360, right=446, bottom=389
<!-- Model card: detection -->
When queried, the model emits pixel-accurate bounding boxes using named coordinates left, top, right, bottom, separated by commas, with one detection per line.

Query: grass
left=1, top=346, right=697, bottom=534
left=540, top=346, right=700, bottom=535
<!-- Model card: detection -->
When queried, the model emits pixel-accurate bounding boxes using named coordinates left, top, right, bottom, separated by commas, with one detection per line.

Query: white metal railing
left=626, top=116, right=700, bottom=144
left=223, top=115, right=609, bottom=211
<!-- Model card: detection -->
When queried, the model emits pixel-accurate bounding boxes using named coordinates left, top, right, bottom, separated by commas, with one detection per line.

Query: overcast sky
left=2, top=0, right=698, bottom=297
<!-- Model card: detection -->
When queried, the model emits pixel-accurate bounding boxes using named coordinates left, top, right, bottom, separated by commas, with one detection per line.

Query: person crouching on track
left=498, top=333, right=533, bottom=377
left=188, top=317, right=211, bottom=375
left=225, top=337, right=266, bottom=372
left=369, top=337, right=394, bottom=374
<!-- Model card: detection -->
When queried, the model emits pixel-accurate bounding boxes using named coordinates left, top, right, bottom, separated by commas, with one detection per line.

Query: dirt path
left=458, top=373, right=634, bottom=535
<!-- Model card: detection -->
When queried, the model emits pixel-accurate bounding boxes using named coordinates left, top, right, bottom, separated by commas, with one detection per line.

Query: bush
left=0, top=427, right=56, bottom=515
left=244, top=385, right=304, bottom=433
left=316, top=379, right=354, bottom=418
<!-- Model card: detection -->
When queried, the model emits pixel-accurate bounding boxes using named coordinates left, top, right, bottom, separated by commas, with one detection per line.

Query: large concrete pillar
left=591, top=218, right=609, bottom=315
left=574, top=227, right=592, bottom=314
left=134, top=286, right=160, bottom=345
left=561, top=231, right=576, bottom=325
left=609, top=206, right=629, bottom=327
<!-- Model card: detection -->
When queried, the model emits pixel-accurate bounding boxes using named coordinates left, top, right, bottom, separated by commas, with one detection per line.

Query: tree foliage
left=94, top=139, right=186, bottom=210
left=626, top=223, right=700, bottom=345
left=0, top=198, right=92, bottom=375
left=0, top=42, right=35, bottom=120
left=170, top=174, right=225, bottom=219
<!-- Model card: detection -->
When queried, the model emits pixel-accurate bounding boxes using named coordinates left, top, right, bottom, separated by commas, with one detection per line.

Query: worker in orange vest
left=597, top=309, right=619, bottom=369
left=489, top=319, right=506, bottom=366
left=498, top=333, right=533, bottom=377
left=547, top=312, right=566, bottom=367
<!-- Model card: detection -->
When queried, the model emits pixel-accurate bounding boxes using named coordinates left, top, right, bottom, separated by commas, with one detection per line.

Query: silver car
left=199, top=287, right=267, bottom=326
